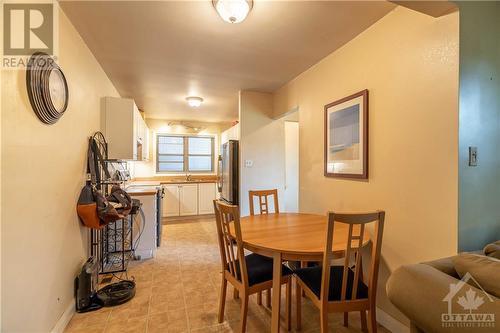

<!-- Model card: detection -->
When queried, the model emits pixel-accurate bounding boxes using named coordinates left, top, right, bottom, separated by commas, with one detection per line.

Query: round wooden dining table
left=238, top=213, right=371, bottom=333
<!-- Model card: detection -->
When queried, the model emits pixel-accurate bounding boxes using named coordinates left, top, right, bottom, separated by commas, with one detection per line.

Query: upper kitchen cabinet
left=135, top=110, right=150, bottom=161
left=220, top=123, right=239, bottom=145
left=101, top=97, right=149, bottom=161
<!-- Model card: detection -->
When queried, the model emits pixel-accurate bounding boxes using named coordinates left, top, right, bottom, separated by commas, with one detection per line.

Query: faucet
left=185, top=174, right=193, bottom=181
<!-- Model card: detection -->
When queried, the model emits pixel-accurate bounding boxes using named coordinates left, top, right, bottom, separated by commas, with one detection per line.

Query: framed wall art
left=324, top=89, right=368, bottom=179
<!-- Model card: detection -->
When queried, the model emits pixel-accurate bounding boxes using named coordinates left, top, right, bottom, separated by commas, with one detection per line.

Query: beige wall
left=1, top=7, right=120, bottom=332
left=273, top=78, right=299, bottom=119
left=274, top=6, right=459, bottom=324
left=239, top=91, right=289, bottom=217
left=131, top=119, right=230, bottom=178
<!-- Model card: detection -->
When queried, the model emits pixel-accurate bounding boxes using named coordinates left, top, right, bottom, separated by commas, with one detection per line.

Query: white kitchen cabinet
left=136, top=113, right=145, bottom=145
left=179, top=184, right=198, bottom=216
left=101, top=96, right=149, bottom=161
left=142, top=126, right=150, bottom=161
left=162, top=185, right=180, bottom=217
left=198, top=183, right=217, bottom=215
left=221, top=123, right=240, bottom=145
left=162, top=182, right=217, bottom=218
left=136, top=111, right=150, bottom=161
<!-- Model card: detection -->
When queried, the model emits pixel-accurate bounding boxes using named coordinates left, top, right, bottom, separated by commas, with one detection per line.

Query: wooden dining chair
left=248, top=189, right=279, bottom=306
left=294, top=211, right=385, bottom=333
left=213, top=200, right=293, bottom=332
left=249, top=189, right=280, bottom=215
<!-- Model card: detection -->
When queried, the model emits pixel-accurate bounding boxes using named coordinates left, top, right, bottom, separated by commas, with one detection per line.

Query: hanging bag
left=76, top=183, right=101, bottom=229
left=77, top=138, right=105, bottom=229
left=107, top=185, right=132, bottom=217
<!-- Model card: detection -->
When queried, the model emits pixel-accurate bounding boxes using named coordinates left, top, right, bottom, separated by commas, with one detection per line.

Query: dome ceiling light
left=213, top=0, right=253, bottom=24
left=186, top=96, right=204, bottom=108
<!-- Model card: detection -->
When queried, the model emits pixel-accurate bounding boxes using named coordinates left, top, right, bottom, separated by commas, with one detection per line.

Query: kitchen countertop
left=126, top=188, right=158, bottom=196
left=159, top=180, right=217, bottom=184
left=125, top=184, right=161, bottom=196
left=133, top=175, right=218, bottom=184
left=125, top=177, right=217, bottom=195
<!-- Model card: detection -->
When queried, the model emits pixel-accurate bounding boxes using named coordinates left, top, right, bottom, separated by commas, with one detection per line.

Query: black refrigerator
left=218, top=140, right=239, bottom=205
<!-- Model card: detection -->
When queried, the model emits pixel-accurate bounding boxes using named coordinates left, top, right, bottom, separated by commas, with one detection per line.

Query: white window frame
left=156, top=134, right=215, bottom=173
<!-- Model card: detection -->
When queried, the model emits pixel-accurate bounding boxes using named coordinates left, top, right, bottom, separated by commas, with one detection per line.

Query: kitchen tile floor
left=65, top=217, right=391, bottom=333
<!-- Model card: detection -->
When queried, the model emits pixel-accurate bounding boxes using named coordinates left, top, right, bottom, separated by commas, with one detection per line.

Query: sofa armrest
left=387, top=263, right=500, bottom=333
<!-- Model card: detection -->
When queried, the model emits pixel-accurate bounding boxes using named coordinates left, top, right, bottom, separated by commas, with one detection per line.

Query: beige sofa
left=387, top=256, right=500, bottom=333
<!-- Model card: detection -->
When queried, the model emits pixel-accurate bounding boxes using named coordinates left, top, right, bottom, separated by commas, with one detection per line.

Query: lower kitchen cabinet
left=198, top=183, right=217, bottom=215
left=163, top=184, right=180, bottom=217
left=179, top=184, right=198, bottom=216
left=162, top=182, right=217, bottom=218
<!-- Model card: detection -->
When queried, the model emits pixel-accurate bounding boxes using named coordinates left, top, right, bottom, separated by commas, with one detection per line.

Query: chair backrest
left=249, top=189, right=279, bottom=215
left=213, top=200, right=249, bottom=286
left=320, top=211, right=385, bottom=304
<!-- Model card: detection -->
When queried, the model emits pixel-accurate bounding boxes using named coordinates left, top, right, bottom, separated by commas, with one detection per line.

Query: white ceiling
left=60, top=1, right=395, bottom=122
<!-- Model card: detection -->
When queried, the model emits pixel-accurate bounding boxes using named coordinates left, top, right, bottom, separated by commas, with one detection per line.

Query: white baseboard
left=377, top=307, right=410, bottom=333
left=51, top=300, right=75, bottom=333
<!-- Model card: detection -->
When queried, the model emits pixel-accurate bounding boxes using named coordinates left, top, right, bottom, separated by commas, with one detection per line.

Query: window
left=157, top=135, right=214, bottom=173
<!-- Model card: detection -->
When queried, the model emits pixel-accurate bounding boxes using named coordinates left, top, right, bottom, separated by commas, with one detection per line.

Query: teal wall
left=458, top=2, right=500, bottom=251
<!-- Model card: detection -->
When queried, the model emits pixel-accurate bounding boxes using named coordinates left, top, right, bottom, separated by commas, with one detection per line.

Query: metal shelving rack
left=88, top=133, right=134, bottom=277
left=101, top=216, right=133, bottom=274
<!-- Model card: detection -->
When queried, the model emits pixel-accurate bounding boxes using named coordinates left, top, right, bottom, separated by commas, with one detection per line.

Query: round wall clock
left=26, top=52, right=69, bottom=125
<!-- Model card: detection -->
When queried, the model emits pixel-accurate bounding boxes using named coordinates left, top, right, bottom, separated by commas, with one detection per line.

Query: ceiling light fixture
left=186, top=96, right=203, bottom=108
left=213, top=0, right=253, bottom=24
left=168, top=121, right=204, bottom=132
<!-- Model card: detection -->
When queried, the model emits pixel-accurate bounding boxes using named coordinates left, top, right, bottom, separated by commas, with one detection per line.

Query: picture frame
left=324, top=89, right=368, bottom=179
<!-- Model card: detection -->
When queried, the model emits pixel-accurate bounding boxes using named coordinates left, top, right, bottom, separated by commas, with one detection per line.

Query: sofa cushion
left=484, top=240, right=500, bottom=259
left=423, top=256, right=459, bottom=278
left=452, top=253, right=500, bottom=298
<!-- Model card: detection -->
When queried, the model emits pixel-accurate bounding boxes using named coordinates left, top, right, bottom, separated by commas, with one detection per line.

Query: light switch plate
left=468, top=146, right=478, bottom=166
left=245, top=160, right=253, bottom=168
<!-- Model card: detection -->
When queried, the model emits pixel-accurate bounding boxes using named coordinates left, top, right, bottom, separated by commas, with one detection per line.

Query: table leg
left=271, top=252, right=282, bottom=333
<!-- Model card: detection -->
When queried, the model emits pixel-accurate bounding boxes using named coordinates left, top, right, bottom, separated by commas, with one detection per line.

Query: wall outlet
left=245, top=160, right=253, bottom=168
left=468, top=146, right=478, bottom=166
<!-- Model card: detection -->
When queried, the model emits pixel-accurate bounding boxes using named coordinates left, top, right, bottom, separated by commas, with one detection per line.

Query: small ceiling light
left=213, top=0, right=253, bottom=24
left=186, top=96, right=203, bottom=108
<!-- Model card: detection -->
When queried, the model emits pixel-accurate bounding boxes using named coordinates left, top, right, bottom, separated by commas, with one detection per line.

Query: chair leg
left=233, top=288, right=239, bottom=299
left=320, top=306, right=328, bottom=333
left=240, top=292, right=249, bottom=333
left=368, top=306, right=377, bottom=333
left=358, top=256, right=368, bottom=332
left=295, top=279, right=302, bottom=330
left=286, top=279, right=292, bottom=331
left=257, top=291, right=262, bottom=305
left=218, top=277, right=227, bottom=323
left=300, top=261, right=307, bottom=297
left=266, top=288, right=271, bottom=308
left=361, top=310, right=368, bottom=332
left=344, top=312, right=348, bottom=327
